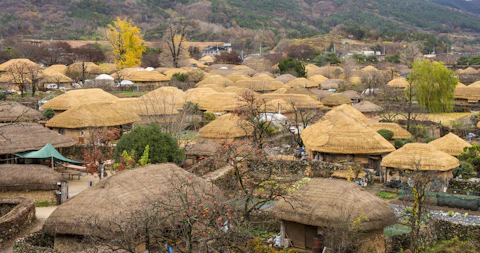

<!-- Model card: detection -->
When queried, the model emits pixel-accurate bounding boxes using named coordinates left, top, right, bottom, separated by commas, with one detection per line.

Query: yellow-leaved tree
left=106, top=18, right=146, bottom=69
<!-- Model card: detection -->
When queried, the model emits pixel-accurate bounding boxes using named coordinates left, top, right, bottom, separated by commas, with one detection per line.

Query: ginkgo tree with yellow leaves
left=106, top=18, right=146, bottom=69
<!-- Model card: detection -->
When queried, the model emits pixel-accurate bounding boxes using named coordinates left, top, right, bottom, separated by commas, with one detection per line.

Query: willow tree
left=106, top=18, right=146, bottom=69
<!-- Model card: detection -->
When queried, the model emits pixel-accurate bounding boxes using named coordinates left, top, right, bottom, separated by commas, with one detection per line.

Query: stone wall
left=0, top=191, right=57, bottom=205
left=0, top=198, right=35, bottom=246
left=449, top=179, right=480, bottom=195
left=432, top=220, right=480, bottom=241
left=13, top=232, right=64, bottom=253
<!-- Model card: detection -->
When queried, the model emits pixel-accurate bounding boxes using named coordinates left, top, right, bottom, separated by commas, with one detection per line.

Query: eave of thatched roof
left=0, top=164, right=65, bottom=191
left=268, top=178, right=395, bottom=231
left=319, top=79, right=344, bottom=90
left=284, top=86, right=319, bottom=100
left=198, top=113, right=251, bottom=139
left=342, top=90, right=361, bottom=100
left=0, top=122, right=77, bottom=154
left=285, top=78, right=318, bottom=88
left=325, top=104, right=367, bottom=123
left=368, top=123, right=413, bottom=139
left=454, top=86, right=480, bottom=103
left=353, top=101, right=383, bottom=113
left=260, top=94, right=323, bottom=109
left=320, top=93, right=353, bottom=106
left=43, top=164, right=222, bottom=238
left=0, top=101, right=42, bottom=122
left=195, top=92, right=246, bottom=113
left=185, top=139, right=222, bottom=156
left=197, top=75, right=234, bottom=87
left=301, top=110, right=394, bottom=155
left=42, top=88, right=120, bottom=111
left=387, top=78, right=409, bottom=89
left=428, top=133, right=472, bottom=157
left=381, top=143, right=459, bottom=171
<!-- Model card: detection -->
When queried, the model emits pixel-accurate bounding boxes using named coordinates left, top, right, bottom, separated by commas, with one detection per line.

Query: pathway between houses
left=202, top=165, right=233, bottom=182
left=390, top=204, right=480, bottom=226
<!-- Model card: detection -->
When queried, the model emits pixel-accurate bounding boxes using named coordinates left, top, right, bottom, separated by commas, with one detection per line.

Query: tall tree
left=106, top=18, right=146, bottom=69
left=164, top=24, right=189, bottom=68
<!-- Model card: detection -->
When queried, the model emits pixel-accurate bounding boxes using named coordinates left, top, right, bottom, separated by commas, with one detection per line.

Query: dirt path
left=202, top=165, right=233, bottom=181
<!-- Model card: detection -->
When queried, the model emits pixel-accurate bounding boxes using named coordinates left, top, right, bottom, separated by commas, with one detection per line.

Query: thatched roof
left=305, top=64, right=321, bottom=77
left=353, top=101, right=383, bottom=113
left=43, top=64, right=68, bottom=75
left=43, top=163, right=221, bottom=237
left=348, top=76, right=363, bottom=85
left=387, top=78, right=409, bottom=89
left=41, top=73, right=73, bottom=83
left=185, top=139, right=222, bottom=156
left=326, top=104, right=367, bottom=123
left=117, top=68, right=170, bottom=82
left=468, top=81, right=480, bottom=88
left=0, top=101, right=42, bottom=122
left=252, top=73, right=276, bottom=81
left=361, top=65, right=378, bottom=72
left=428, top=132, right=472, bottom=156
left=224, top=86, right=257, bottom=96
left=163, top=68, right=189, bottom=78
left=0, top=123, right=76, bottom=154
left=463, top=67, right=478, bottom=75
left=46, top=102, right=141, bottom=129
left=285, top=78, right=318, bottom=88
left=310, top=90, right=333, bottom=100
left=195, top=92, right=246, bottom=113
left=0, top=73, right=31, bottom=84
left=234, top=80, right=285, bottom=92
left=269, top=178, right=395, bottom=231
left=184, top=87, right=218, bottom=103
left=319, top=79, right=344, bottom=90
left=141, top=86, right=186, bottom=110
left=331, top=170, right=367, bottom=180
left=68, top=62, right=102, bottom=74
left=0, top=59, right=40, bottom=72
left=272, top=88, right=288, bottom=94
left=198, top=83, right=227, bottom=92
left=260, top=94, right=323, bottom=109
left=454, top=86, right=480, bottom=103
left=307, top=74, right=328, bottom=84
left=320, top=93, right=352, bottom=106
left=265, top=99, right=294, bottom=113
left=198, top=113, right=250, bottom=139
left=42, top=88, right=120, bottom=111
left=455, top=69, right=465, bottom=75
left=232, top=65, right=250, bottom=70
left=342, top=90, right=361, bottom=100
left=116, top=97, right=179, bottom=116
left=276, top=74, right=297, bottom=83
left=456, top=82, right=466, bottom=88
left=197, top=75, right=234, bottom=87
left=199, top=56, right=215, bottom=62
left=382, top=143, right=459, bottom=171
left=225, top=73, right=251, bottom=83
left=368, top=123, right=413, bottom=139
left=284, top=86, right=318, bottom=100
left=0, top=164, right=65, bottom=191
left=301, top=110, right=394, bottom=154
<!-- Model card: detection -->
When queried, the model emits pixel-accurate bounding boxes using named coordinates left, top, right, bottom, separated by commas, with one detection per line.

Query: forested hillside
left=431, top=0, right=480, bottom=15
left=0, top=0, right=479, bottom=49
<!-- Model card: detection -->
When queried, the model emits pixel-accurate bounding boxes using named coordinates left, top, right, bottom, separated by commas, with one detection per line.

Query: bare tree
left=164, top=24, right=189, bottom=68
left=400, top=42, right=423, bottom=68
left=6, top=62, right=30, bottom=97
left=287, top=101, right=323, bottom=149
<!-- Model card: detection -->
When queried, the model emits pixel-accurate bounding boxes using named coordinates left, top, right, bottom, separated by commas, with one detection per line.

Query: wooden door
left=286, top=221, right=306, bottom=249
left=305, top=225, right=317, bottom=249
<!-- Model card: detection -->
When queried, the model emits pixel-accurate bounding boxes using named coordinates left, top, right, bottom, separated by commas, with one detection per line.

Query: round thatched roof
left=141, top=86, right=186, bottom=110
left=198, top=83, right=227, bottom=92
left=43, top=64, right=68, bottom=75
left=260, top=94, right=323, bottom=109
left=234, top=80, right=286, bottom=92
left=305, top=64, right=321, bottom=77
left=224, top=86, right=257, bottom=96
left=225, top=73, right=251, bottom=83
left=116, top=68, right=170, bottom=82
left=185, top=139, right=222, bottom=156
left=185, top=87, right=219, bottom=103
left=342, top=90, right=361, bottom=100
left=468, top=81, right=480, bottom=88
left=199, top=55, right=215, bottom=62
left=348, top=76, right=363, bottom=85
left=301, top=110, right=395, bottom=154
left=463, top=67, right=478, bottom=75
left=42, top=88, right=120, bottom=111
left=196, top=92, right=246, bottom=113
left=428, top=132, right=472, bottom=157
left=352, top=101, right=383, bottom=113
left=284, top=86, right=318, bottom=100
left=387, top=78, right=409, bottom=89
left=455, top=69, right=465, bottom=75
left=307, top=74, right=328, bottom=84
left=43, top=163, right=221, bottom=237
left=326, top=104, right=367, bottom=123
left=265, top=99, right=294, bottom=113
left=116, top=97, right=179, bottom=116
left=361, top=65, right=378, bottom=72
left=269, top=178, right=396, bottom=231
left=456, top=82, right=466, bottom=88
left=320, top=93, right=352, bottom=106
left=0, top=164, right=65, bottom=191
left=285, top=78, right=318, bottom=88
left=319, top=79, right=344, bottom=90
left=275, top=74, right=297, bottom=83
left=198, top=113, right=251, bottom=139
left=454, top=86, right=480, bottom=103
left=197, top=75, right=234, bottom=87
left=68, top=62, right=102, bottom=74
left=0, top=101, right=42, bottom=122
left=381, top=143, right=459, bottom=171
left=252, top=73, right=276, bottom=81
left=0, top=58, right=40, bottom=72
left=310, top=90, right=333, bottom=100
left=232, top=65, right=250, bottom=70
left=368, top=123, right=413, bottom=139
left=46, top=102, right=141, bottom=129
left=163, top=68, right=189, bottom=78
left=41, top=73, right=73, bottom=83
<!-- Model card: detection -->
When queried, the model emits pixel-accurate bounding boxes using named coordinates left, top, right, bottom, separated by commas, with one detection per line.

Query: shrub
left=42, top=108, right=55, bottom=119
left=202, top=112, right=216, bottom=121
left=409, top=124, right=429, bottom=140
left=425, top=137, right=436, bottom=143
left=172, top=72, right=187, bottom=82
left=377, top=129, right=394, bottom=140
left=0, top=92, right=6, bottom=100
left=376, top=191, right=398, bottom=199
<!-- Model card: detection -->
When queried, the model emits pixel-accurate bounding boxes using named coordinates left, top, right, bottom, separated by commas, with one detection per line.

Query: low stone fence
left=432, top=219, right=480, bottom=241
left=0, top=198, right=35, bottom=246
left=449, top=179, right=480, bottom=195
left=13, top=232, right=64, bottom=253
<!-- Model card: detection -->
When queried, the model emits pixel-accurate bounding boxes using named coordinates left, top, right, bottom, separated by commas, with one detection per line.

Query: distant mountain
left=0, top=0, right=479, bottom=47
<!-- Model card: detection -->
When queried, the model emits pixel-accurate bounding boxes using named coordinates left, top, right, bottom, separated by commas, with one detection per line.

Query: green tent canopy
left=15, top=143, right=83, bottom=165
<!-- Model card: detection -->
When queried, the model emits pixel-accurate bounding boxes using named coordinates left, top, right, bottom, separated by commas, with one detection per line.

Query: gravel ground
left=390, top=204, right=480, bottom=226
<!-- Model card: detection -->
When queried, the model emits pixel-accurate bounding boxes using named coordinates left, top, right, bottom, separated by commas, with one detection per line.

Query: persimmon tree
left=106, top=18, right=146, bottom=69
left=83, top=128, right=120, bottom=177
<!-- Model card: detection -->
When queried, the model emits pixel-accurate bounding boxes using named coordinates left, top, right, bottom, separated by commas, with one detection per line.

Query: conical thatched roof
left=285, top=78, right=318, bottom=88
left=301, top=110, right=395, bottom=154
left=307, top=74, right=328, bottom=84
left=368, top=123, right=413, bottom=139
left=387, top=77, right=409, bottom=89
left=68, top=62, right=101, bottom=74
left=428, top=132, right=472, bottom=156
left=455, top=69, right=465, bottom=75
left=456, top=82, right=466, bottom=88
left=199, top=56, right=215, bottom=62
left=225, top=73, right=251, bottom=83
left=198, top=113, right=251, bottom=139
left=234, top=80, right=285, bottom=92
left=43, top=64, right=68, bottom=75
left=468, top=81, right=480, bottom=88
left=46, top=102, right=141, bottom=129
left=0, top=101, right=42, bottom=122
left=0, top=123, right=76, bottom=155
left=381, top=143, right=459, bottom=171
left=260, top=94, right=323, bottom=109
left=353, top=101, right=383, bottom=113
left=0, top=58, right=40, bottom=72
left=141, top=86, right=186, bottom=110
left=265, top=99, right=294, bottom=113
left=224, top=86, right=257, bottom=96
left=348, top=76, right=363, bottom=85
left=196, top=92, right=246, bottom=113
left=319, top=79, right=344, bottom=90
left=252, top=73, right=276, bottom=81
left=185, top=139, right=222, bottom=156
left=163, top=68, right=189, bottom=78
left=43, top=164, right=221, bottom=237
left=454, top=86, right=480, bottom=103
left=342, top=90, right=361, bottom=100
left=326, top=104, right=367, bottom=123
left=284, top=86, right=318, bottom=100
left=232, top=65, right=250, bottom=70
left=269, top=178, right=396, bottom=231
left=305, top=64, right=321, bottom=77
left=361, top=65, right=378, bottom=72
left=276, top=74, right=297, bottom=83
left=197, top=75, right=234, bottom=87
left=42, top=88, right=119, bottom=111
left=310, top=90, right=333, bottom=100
left=463, top=67, right=478, bottom=75
left=116, top=97, right=179, bottom=116
left=185, top=88, right=218, bottom=103
left=198, top=83, right=227, bottom=92
left=0, top=164, right=65, bottom=191
left=41, top=73, right=73, bottom=83
left=320, top=93, right=352, bottom=106
left=117, top=68, right=170, bottom=82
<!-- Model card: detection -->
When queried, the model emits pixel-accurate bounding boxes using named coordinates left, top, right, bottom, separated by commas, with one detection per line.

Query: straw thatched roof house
left=456, top=82, right=466, bottom=88
left=353, top=101, right=383, bottom=117
left=234, top=80, right=286, bottom=92
left=197, top=83, right=227, bottom=92
left=184, top=87, right=218, bottom=102
left=41, top=73, right=73, bottom=89
left=310, top=90, right=333, bottom=100
left=307, top=74, right=328, bottom=85
left=260, top=94, right=323, bottom=109
left=0, top=164, right=66, bottom=204
left=284, top=86, right=318, bottom=100
left=342, top=90, right=362, bottom=104
left=184, top=139, right=222, bottom=167
left=0, top=123, right=76, bottom=163
left=42, top=88, right=119, bottom=112
left=428, top=132, right=471, bottom=157
left=387, top=77, right=409, bottom=89
left=301, top=109, right=395, bottom=170
left=68, top=62, right=102, bottom=75
left=199, top=55, right=215, bottom=63
left=198, top=113, right=251, bottom=141
left=46, top=102, right=141, bottom=142
left=0, top=59, right=40, bottom=72
left=368, top=123, right=413, bottom=140
left=116, top=68, right=170, bottom=90
left=0, top=101, right=42, bottom=122
left=163, top=68, right=189, bottom=78
left=319, top=79, right=345, bottom=90
left=381, top=143, right=459, bottom=188
left=224, top=86, right=257, bottom=96
left=285, top=78, right=318, bottom=89
left=141, top=86, right=186, bottom=110
left=116, top=97, right=179, bottom=124
left=276, top=74, right=297, bottom=83
left=304, top=64, right=321, bottom=77
left=225, top=73, right=251, bottom=83
left=252, top=73, right=276, bottom=81
left=463, top=67, right=478, bottom=75
left=43, top=64, right=68, bottom=75
left=265, top=99, right=294, bottom=113
left=269, top=178, right=395, bottom=249
left=348, top=76, right=363, bottom=85
left=361, top=65, right=378, bottom=72
left=455, top=69, right=465, bottom=75
left=195, top=92, right=246, bottom=113
left=320, top=93, right=352, bottom=107
left=468, top=81, right=480, bottom=88
left=454, top=86, right=480, bottom=106
left=43, top=163, right=222, bottom=251
left=197, top=75, right=234, bottom=87
left=326, top=104, right=367, bottom=123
